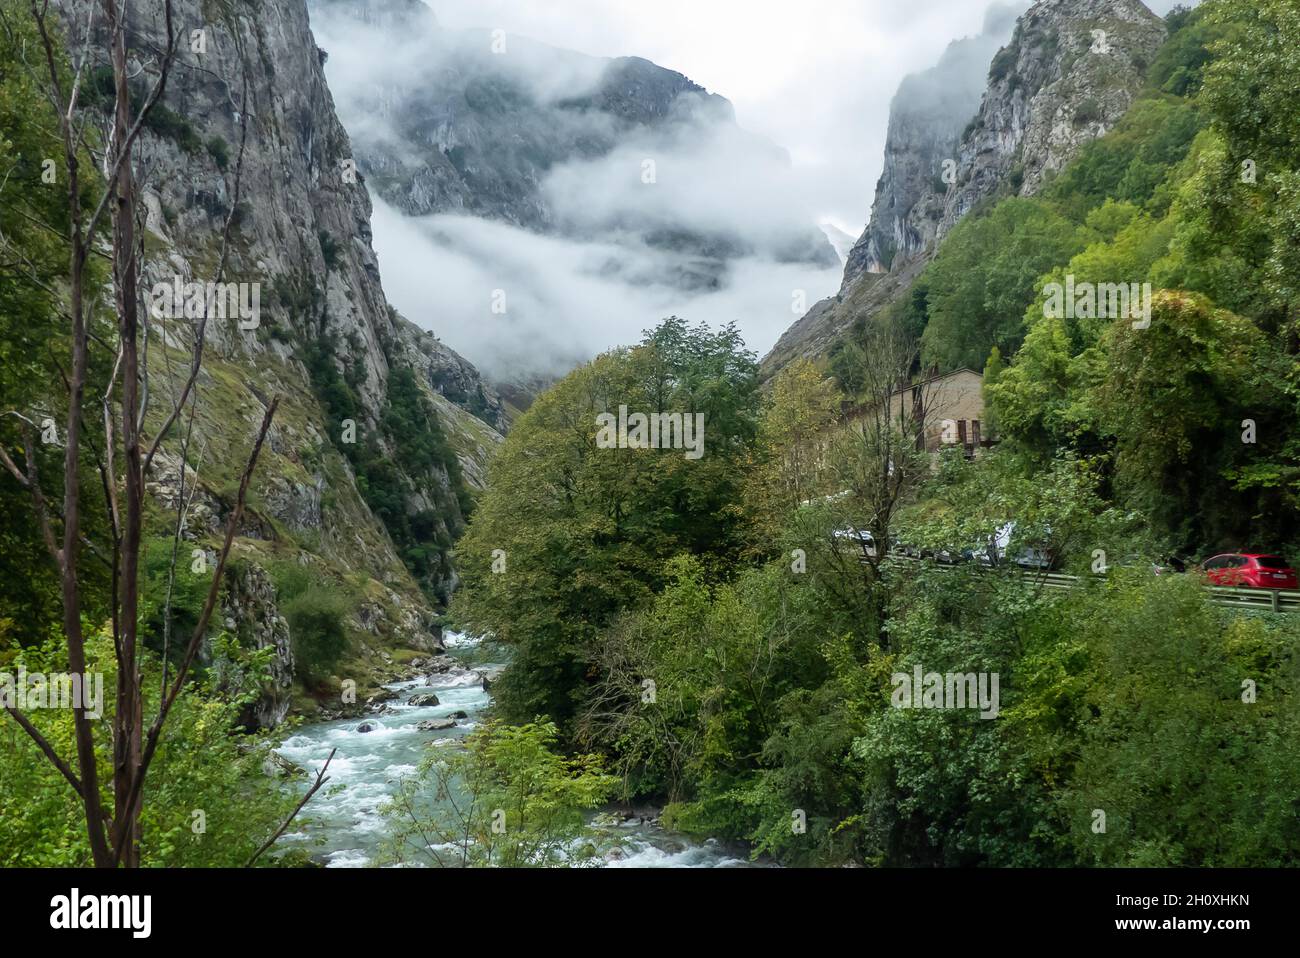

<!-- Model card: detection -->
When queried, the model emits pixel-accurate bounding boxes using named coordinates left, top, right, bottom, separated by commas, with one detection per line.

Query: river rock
left=448, top=710, right=469, bottom=719
left=416, top=718, right=457, bottom=732
left=408, top=692, right=441, bottom=707
left=262, top=751, right=307, bottom=779
left=356, top=721, right=380, bottom=733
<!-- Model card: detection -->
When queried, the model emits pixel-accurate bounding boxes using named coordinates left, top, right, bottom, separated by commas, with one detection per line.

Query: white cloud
left=423, top=0, right=1193, bottom=233
left=370, top=199, right=841, bottom=380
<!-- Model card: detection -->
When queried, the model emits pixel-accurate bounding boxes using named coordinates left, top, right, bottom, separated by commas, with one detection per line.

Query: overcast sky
left=426, top=0, right=1188, bottom=238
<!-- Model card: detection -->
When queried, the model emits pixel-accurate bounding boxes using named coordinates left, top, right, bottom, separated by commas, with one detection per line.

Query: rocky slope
left=843, top=2, right=1025, bottom=283
left=938, top=0, right=1166, bottom=237
left=764, top=0, right=1167, bottom=376
left=53, top=0, right=504, bottom=726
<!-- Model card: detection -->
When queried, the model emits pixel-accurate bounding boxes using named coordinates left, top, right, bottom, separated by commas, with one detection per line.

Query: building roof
left=892, top=367, right=982, bottom=393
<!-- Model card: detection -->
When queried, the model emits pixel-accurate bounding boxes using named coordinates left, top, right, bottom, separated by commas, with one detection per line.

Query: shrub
left=206, top=135, right=230, bottom=171
left=284, top=586, right=349, bottom=681
left=1073, top=98, right=1104, bottom=126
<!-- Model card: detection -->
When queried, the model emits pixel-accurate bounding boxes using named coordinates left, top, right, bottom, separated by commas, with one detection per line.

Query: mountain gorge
left=21, top=0, right=1172, bottom=728
left=307, top=0, right=841, bottom=389
left=8, top=0, right=1300, bottom=876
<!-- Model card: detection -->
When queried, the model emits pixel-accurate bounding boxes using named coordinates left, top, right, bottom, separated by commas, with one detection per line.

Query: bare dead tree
left=822, top=318, right=935, bottom=644
left=0, top=0, right=284, bottom=868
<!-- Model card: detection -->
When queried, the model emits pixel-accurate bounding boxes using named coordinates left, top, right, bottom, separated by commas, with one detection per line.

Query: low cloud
left=541, top=117, right=835, bottom=264
left=370, top=199, right=841, bottom=381
left=315, top=0, right=1196, bottom=382
left=311, top=0, right=842, bottom=380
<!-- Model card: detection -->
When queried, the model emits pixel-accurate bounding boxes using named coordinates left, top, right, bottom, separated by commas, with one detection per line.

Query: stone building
left=889, top=368, right=991, bottom=455
left=845, top=368, right=993, bottom=458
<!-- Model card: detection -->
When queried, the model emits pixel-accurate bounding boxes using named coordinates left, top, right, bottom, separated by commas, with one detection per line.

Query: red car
left=1202, top=554, right=1298, bottom=590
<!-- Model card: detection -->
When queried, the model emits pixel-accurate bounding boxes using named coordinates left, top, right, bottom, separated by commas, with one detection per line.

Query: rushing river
left=274, top=632, right=754, bottom=867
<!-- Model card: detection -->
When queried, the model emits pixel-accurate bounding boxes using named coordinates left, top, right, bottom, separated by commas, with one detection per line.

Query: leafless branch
left=3, top=705, right=84, bottom=798
left=113, top=396, right=279, bottom=864
left=245, top=748, right=337, bottom=867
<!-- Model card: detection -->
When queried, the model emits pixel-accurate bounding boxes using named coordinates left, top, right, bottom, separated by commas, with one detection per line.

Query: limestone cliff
left=52, top=0, right=504, bottom=725
left=763, top=0, right=1166, bottom=377
left=938, top=0, right=1166, bottom=237
left=843, top=3, right=1025, bottom=283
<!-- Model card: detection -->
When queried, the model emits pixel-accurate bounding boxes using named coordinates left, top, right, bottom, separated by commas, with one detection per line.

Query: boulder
left=261, top=751, right=307, bottom=779
left=408, top=692, right=441, bottom=707
left=416, top=718, right=457, bottom=732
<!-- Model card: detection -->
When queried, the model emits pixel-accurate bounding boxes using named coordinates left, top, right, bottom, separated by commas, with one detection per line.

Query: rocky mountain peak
left=763, top=0, right=1166, bottom=377
left=843, top=1, right=1026, bottom=283
left=576, top=56, right=737, bottom=126
left=937, top=0, right=1166, bottom=238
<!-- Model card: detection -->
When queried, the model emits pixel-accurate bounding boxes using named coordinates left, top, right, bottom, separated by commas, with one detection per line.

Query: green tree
left=1057, top=576, right=1300, bottom=866
left=452, top=318, right=759, bottom=731
left=380, top=720, right=616, bottom=867
left=742, top=359, right=842, bottom=548
left=0, top=0, right=110, bottom=650
left=919, top=198, right=1087, bottom=371
left=1097, top=290, right=1259, bottom=547
left=0, top=632, right=303, bottom=866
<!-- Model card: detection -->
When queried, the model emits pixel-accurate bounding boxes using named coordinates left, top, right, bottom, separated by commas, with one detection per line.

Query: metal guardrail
left=873, top=553, right=1300, bottom=614
left=1205, top=585, right=1300, bottom=613
left=1031, top=570, right=1299, bottom=613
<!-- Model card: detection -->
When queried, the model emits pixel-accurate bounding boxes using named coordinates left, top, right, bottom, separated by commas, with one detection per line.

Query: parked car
left=1113, top=554, right=1187, bottom=576
left=1014, top=545, right=1055, bottom=571
left=832, top=527, right=877, bottom=559
left=968, top=522, right=1056, bottom=570
left=932, top=547, right=967, bottom=565
left=1203, top=554, right=1298, bottom=590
